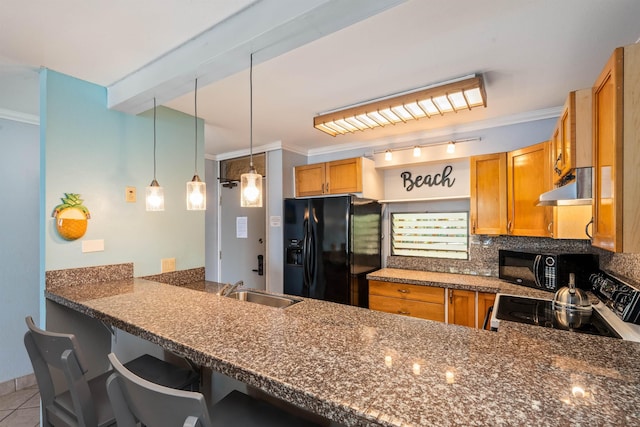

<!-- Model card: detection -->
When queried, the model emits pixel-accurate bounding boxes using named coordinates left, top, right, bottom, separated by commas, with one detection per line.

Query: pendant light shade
left=241, top=166, right=262, bottom=207
left=186, top=79, right=206, bottom=210
left=146, top=98, right=165, bottom=211
left=240, top=53, right=263, bottom=207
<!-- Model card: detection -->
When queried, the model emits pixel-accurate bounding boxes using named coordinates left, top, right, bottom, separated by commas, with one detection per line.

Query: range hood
left=536, top=167, right=593, bottom=206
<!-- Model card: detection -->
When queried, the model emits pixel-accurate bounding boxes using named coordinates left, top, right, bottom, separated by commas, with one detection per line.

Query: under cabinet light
left=313, top=74, right=487, bottom=136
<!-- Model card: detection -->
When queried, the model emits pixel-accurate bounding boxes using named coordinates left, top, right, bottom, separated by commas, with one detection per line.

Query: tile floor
left=0, top=386, right=40, bottom=427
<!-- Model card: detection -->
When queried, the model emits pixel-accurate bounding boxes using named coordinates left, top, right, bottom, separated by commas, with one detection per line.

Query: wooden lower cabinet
left=369, top=281, right=496, bottom=329
left=447, top=289, right=476, bottom=327
left=477, top=292, right=496, bottom=330
left=369, top=280, right=445, bottom=322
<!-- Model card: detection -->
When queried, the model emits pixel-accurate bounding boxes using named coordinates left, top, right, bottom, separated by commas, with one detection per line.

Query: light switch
left=125, top=186, right=136, bottom=202
left=161, top=258, right=176, bottom=273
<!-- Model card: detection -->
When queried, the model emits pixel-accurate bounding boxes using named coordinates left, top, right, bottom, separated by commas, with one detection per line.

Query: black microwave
left=498, top=250, right=599, bottom=292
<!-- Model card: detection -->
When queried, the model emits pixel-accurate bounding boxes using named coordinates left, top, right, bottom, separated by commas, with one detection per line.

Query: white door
left=219, top=182, right=266, bottom=290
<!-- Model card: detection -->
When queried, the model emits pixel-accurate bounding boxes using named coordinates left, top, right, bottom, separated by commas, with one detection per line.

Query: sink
left=224, top=290, right=301, bottom=309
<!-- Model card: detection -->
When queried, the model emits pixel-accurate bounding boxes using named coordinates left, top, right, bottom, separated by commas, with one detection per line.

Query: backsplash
left=387, top=236, right=640, bottom=286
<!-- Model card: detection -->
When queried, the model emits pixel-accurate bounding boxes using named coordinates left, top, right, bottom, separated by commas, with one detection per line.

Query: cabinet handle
left=471, top=219, right=476, bottom=234
left=507, top=220, right=512, bottom=234
left=397, top=289, right=409, bottom=294
left=449, top=289, right=453, bottom=304
left=585, top=217, right=594, bottom=240
left=397, top=310, right=410, bottom=315
left=326, top=182, right=329, bottom=193
left=321, top=183, right=324, bottom=193
left=554, top=154, right=563, bottom=176
left=547, top=222, right=553, bottom=238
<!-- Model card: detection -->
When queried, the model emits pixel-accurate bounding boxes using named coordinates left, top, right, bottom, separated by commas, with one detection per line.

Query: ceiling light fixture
left=146, top=98, right=164, bottom=211
left=447, top=141, right=456, bottom=154
left=313, top=74, right=486, bottom=137
left=240, top=53, right=263, bottom=207
left=413, top=146, right=422, bottom=157
left=385, top=150, right=393, bottom=161
left=186, top=78, right=206, bottom=210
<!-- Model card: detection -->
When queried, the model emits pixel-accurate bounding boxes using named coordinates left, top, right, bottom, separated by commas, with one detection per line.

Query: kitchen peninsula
left=46, top=277, right=640, bottom=426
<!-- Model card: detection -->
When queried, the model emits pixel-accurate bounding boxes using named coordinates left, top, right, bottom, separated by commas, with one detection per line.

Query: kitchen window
left=391, top=212, right=469, bottom=259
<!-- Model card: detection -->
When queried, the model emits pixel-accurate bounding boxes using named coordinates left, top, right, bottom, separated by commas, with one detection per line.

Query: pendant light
left=240, top=53, right=263, bottom=207
left=186, top=78, right=206, bottom=210
left=146, top=98, right=165, bottom=211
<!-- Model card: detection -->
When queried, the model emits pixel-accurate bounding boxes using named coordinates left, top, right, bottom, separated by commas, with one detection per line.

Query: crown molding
left=0, top=108, right=39, bottom=125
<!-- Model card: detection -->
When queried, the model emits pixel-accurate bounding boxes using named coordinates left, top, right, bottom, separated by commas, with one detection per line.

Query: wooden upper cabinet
left=551, top=89, right=593, bottom=185
left=326, top=158, right=362, bottom=194
left=507, top=141, right=552, bottom=237
left=552, top=205, right=592, bottom=240
left=470, top=153, right=507, bottom=235
left=592, top=44, right=640, bottom=253
left=294, top=157, right=383, bottom=199
left=294, top=163, right=326, bottom=197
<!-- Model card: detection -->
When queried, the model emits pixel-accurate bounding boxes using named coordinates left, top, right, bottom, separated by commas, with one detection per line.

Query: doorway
left=219, top=155, right=266, bottom=290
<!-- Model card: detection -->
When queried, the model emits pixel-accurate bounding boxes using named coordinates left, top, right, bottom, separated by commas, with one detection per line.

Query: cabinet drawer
left=369, top=295, right=445, bottom=322
left=369, top=280, right=445, bottom=304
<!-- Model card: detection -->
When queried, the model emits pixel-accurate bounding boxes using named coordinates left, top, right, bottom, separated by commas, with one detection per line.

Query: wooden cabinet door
left=447, top=289, right=475, bottom=328
left=369, top=281, right=445, bottom=304
left=555, top=92, right=576, bottom=182
left=369, top=295, right=445, bottom=322
left=295, top=163, right=326, bottom=197
left=470, top=153, right=507, bottom=235
left=369, top=281, right=445, bottom=322
left=477, top=292, right=496, bottom=330
left=592, top=47, right=623, bottom=252
left=326, top=158, right=362, bottom=194
left=507, top=142, right=552, bottom=237
left=552, top=205, right=592, bottom=240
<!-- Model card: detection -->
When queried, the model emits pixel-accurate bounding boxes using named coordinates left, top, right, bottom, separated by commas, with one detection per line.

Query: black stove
left=491, top=271, right=640, bottom=341
left=494, top=295, right=621, bottom=339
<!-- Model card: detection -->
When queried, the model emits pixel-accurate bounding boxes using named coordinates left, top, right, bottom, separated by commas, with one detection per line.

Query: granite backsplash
left=386, top=235, right=640, bottom=286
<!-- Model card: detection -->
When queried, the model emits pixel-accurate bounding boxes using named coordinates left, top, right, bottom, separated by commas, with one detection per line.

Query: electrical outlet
left=161, top=258, right=176, bottom=273
left=125, top=186, right=136, bottom=202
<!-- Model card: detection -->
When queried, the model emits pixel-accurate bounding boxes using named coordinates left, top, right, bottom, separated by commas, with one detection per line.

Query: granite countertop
left=46, top=278, right=640, bottom=426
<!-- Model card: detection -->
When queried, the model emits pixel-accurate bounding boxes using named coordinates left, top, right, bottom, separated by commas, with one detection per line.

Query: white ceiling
left=2, top=0, right=639, bottom=159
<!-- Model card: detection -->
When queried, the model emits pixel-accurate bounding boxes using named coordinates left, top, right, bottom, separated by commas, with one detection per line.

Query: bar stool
left=24, top=316, right=198, bottom=427
left=106, top=352, right=322, bottom=427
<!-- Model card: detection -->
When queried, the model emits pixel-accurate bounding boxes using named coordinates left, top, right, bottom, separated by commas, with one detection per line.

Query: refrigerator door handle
left=302, top=218, right=310, bottom=290
left=308, top=220, right=316, bottom=286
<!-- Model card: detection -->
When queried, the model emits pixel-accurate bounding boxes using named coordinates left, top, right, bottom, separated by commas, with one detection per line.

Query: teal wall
left=0, top=118, right=40, bottom=383
left=42, top=69, right=205, bottom=277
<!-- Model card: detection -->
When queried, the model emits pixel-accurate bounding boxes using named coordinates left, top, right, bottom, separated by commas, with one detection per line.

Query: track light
left=447, top=142, right=456, bottom=154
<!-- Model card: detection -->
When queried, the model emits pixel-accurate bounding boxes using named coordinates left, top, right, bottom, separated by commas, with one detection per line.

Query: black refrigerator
left=283, top=195, right=382, bottom=308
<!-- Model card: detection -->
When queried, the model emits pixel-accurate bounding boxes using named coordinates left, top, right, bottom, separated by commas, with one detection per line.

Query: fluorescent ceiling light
left=314, top=75, right=487, bottom=136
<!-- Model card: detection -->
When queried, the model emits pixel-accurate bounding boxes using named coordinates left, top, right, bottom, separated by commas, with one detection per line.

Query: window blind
left=391, top=212, right=469, bottom=259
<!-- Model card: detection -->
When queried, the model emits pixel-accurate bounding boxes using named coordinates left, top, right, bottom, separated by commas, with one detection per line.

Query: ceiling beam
left=107, top=0, right=406, bottom=114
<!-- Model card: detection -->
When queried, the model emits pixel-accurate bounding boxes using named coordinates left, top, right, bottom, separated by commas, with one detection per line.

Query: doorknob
left=252, top=254, right=264, bottom=276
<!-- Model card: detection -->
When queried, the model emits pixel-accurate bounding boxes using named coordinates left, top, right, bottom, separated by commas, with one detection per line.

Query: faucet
left=217, top=280, right=244, bottom=296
